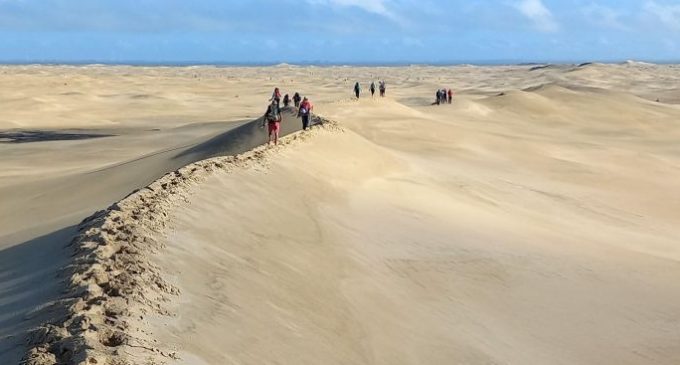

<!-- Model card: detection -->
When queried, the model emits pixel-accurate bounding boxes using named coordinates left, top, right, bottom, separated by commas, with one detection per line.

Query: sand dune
left=2, top=64, right=680, bottom=364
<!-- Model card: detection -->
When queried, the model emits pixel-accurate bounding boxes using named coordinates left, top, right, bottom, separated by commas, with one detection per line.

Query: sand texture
left=2, top=63, right=680, bottom=364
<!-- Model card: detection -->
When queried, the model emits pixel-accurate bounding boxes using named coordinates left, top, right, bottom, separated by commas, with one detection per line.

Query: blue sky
left=0, top=0, right=679, bottom=63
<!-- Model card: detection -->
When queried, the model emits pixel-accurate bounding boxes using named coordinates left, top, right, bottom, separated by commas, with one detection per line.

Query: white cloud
left=644, top=1, right=680, bottom=31
left=582, top=4, right=628, bottom=31
left=513, top=0, right=559, bottom=32
left=306, top=0, right=401, bottom=22
left=332, top=0, right=391, bottom=16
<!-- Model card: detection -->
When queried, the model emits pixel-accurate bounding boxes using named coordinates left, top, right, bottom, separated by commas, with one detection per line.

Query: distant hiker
left=354, top=82, right=361, bottom=99
left=293, top=92, right=302, bottom=108
left=298, top=97, right=314, bottom=130
left=379, top=80, right=386, bottom=97
left=447, top=89, right=453, bottom=104
left=435, top=90, right=441, bottom=105
left=283, top=94, right=290, bottom=108
left=270, top=87, right=282, bottom=104
left=263, top=99, right=282, bottom=145
left=370, top=82, right=376, bottom=98
left=436, top=89, right=449, bottom=105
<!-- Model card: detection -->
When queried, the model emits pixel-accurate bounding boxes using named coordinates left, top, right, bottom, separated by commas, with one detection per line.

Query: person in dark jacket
left=262, top=99, right=282, bottom=145
left=293, top=92, right=302, bottom=108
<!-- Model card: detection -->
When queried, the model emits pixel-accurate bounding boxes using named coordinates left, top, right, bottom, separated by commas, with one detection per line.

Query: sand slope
left=151, top=93, right=680, bottom=364
left=0, top=103, right=310, bottom=364
left=2, top=64, right=680, bottom=364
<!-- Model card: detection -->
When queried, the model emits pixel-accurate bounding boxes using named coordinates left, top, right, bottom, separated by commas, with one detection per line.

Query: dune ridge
left=23, top=120, right=339, bottom=365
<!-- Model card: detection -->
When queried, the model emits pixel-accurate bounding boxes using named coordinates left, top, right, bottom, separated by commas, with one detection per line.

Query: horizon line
left=0, top=59, right=678, bottom=67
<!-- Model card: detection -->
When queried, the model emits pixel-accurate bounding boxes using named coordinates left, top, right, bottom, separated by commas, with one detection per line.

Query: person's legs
left=302, top=115, right=309, bottom=130
left=272, top=122, right=280, bottom=145
left=268, top=122, right=275, bottom=145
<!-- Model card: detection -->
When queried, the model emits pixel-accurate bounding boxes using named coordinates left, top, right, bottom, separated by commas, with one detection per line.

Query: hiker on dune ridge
left=262, top=99, right=282, bottom=145
left=298, top=97, right=314, bottom=131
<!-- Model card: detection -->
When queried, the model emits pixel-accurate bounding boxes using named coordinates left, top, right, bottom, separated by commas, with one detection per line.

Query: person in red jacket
left=298, top=97, right=314, bottom=130
left=447, top=89, right=453, bottom=104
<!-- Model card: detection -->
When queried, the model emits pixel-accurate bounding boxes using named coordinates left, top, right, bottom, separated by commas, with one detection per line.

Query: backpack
left=267, top=105, right=280, bottom=122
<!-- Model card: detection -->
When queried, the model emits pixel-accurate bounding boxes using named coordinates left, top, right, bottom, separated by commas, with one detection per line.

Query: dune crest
left=23, top=122, right=341, bottom=365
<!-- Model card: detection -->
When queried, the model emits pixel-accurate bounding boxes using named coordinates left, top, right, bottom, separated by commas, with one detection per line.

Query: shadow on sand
left=0, top=130, right=114, bottom=143
left=0, top=109, right=324, bottom=363
left=174, top=107, right=313, bottom=162
left=0, top=226, right=75, bottom=364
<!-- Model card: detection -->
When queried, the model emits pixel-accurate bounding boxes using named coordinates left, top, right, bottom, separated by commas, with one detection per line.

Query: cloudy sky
left=0, top=0, right=678, bottom=63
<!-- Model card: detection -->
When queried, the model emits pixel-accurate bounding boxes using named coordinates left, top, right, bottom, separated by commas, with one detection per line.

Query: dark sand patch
left=0, top=131, right=114, bottom=144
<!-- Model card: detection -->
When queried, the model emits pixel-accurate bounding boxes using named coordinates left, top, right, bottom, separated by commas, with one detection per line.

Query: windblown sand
left=2, top=62, right=680, bottom=364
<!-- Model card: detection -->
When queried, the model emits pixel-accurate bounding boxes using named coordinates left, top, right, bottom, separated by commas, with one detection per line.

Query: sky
left=0, top=0, right=679, bottom=64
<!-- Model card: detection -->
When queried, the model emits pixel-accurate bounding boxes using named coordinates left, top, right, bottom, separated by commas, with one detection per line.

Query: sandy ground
left=2, top=62, right=680, bottom=364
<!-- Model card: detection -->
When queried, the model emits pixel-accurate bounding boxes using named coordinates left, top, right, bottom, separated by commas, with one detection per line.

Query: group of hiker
left=435, top=88, right=453, bottom=105
left=262, top=82, right=455, bottom=145
left=354, top=80, right=386, bottom=99
left=262, top=79, right=389, bottom=145
left=263, top=87, right=313, bottom=145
